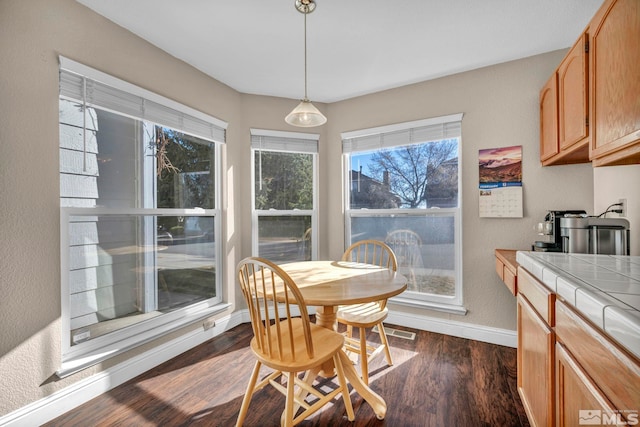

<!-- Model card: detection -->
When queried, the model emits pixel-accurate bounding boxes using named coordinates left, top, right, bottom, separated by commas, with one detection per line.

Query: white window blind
left=251, top=128, right=319, bottom=153
left=342, top=113, right=463, bottom=153
left=59, top=56, right=227, bottom=143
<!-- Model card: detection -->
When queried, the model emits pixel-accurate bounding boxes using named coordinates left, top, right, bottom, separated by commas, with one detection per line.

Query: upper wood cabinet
left=558, top=34, right=590, bottom=153
left=540, top=34, right=590, bottom=166
left=589, top=0, right=640, bottom=166
left=540, top=0, right=640, bottom=167
left=540, top=74, right=560, bottom=163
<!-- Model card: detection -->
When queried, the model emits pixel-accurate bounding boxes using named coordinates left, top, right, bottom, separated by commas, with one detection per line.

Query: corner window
left=251, top=129, right=318, bottom=262
left=58, top=57, right=227, bottom=376
left=342, top=114, right=465, bottom=312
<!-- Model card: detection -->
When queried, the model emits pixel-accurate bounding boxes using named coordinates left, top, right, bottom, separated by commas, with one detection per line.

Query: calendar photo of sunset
left=478, top=145, right=522, bottom=183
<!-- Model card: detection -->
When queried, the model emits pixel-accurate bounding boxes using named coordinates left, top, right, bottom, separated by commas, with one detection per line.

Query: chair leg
left=346, top=324, right=353, bottom=338
left=283, top=371, right=296, bottom=427
left=235, top=360, right=262, bottom=427
left=377, top=322, right=394, bottom=366
left=359, top=327, right=369, bottom=385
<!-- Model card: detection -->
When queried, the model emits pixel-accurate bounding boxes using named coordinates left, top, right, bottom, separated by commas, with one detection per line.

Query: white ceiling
left=75, top=0, right=604, bottom=103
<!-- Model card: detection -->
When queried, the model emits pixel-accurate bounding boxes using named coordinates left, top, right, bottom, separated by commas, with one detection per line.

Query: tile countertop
left=516, top=251, right=640, bottom=360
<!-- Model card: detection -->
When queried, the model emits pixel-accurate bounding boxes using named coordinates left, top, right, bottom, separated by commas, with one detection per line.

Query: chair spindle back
left=342, top=240, right=398, bottom=271
left=237, top=257, right=314, bottom=361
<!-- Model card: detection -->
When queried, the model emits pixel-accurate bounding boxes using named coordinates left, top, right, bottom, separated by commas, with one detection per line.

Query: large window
left=58, top=57, right=227, bottom=376
left=251, top=129, right=318, bottom=262
left=342, top=114, right=465, bottom=312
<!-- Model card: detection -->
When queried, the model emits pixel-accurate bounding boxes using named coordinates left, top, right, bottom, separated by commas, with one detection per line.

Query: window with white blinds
left=250, top=129, right=319, bottom=153
left=59, top=56, right=227, bottom=143
left=250, top=129, right=318, bottom=263
left=342, top=113, right=462, bottom=153
left=341, top=114, right=465, bottom=313
left=58, top=57, right=227, bottom=377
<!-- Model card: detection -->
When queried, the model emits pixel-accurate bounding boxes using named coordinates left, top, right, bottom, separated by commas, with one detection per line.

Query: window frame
left=342, top=115, right=466, bottom=313
left=58, top=58, right=228, bottom=377
left=250, top=129, right=319, bottom=261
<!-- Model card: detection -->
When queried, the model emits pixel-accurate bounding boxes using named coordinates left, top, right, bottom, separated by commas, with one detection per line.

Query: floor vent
left=373, top=326, right=416, bottom=341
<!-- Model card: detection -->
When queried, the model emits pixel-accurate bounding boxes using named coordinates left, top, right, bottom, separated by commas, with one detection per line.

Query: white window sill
left=57, top=302, right=231, bottom=378
left=389, top=296, right=468, bottom=316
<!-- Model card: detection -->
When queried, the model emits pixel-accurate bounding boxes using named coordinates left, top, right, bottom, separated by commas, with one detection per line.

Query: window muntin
left=58, top=59, right=225, bottom=375
left=251, top=131, right=318, bottom=263
left=343, top=117, right=463, bottom=307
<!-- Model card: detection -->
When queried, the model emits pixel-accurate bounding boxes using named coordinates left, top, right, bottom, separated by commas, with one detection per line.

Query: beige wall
left=325, top=52, right=595, bottom=326
left=594, top=165, right=640, bottom=255
left=0, top=0, right=244, bottom=416
left=2, top=0, right=634, bottom=419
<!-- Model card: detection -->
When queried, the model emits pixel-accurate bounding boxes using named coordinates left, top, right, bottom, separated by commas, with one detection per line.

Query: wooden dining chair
left=385, top=229, right=423, bottom=268
left=235, top=257, right=355, bottom=427
left=338, top=240, right=398, bottom=385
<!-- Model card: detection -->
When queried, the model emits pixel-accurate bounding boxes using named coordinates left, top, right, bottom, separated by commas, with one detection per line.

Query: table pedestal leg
left=314, top=305, right=338, bottom=330
left=338, top=350, right=386, bottom=420
left=314, top=305, right=387, bottom=420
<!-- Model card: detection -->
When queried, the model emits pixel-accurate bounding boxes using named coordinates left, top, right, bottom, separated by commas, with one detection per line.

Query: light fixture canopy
left=285, top=0, right=326, bottom=127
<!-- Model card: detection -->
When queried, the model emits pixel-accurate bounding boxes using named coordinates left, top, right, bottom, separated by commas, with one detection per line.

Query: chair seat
left=337, top=302, right=388, bottom=326
left=251, top=318, right=345, bottom=372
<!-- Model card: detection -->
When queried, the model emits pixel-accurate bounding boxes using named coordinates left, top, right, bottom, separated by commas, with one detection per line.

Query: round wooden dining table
left=279, top=260, right=407, bottom=328
left=278, top=260, right=408, bottom=420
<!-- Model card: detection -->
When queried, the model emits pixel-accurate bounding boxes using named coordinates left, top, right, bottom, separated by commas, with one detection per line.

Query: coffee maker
left=533, top=210, right=587, bottom=252
left=560, top=217, right=630, bottom=255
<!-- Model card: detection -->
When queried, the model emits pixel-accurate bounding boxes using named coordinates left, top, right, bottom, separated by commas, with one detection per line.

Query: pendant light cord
left=303, top=11, right=308, bottom=100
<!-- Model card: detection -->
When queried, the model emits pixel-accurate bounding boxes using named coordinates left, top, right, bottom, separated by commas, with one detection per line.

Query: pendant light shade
left=285, top=98, right=327, bottom=127
left=285, top=0, right=326, bottom=127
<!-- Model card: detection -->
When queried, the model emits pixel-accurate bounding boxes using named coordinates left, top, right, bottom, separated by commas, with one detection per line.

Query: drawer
left=495, top=249, right=518, bottom=296
left=496, top=258, right=505, bottom=280
left=518, top=266, right=555, bottom=326
left=555, top=300, right=640, bottom=414
left=503, top=267, right=517, bottom=296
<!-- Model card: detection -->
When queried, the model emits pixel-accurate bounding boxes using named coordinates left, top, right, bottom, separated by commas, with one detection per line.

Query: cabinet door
left=590, top=0, right=640, bottom=165
left=555, top=300, right=640, bottom=417
left=558, top=33, right=589, bottom=151
left=540, top=74, right=559, bottom=162
left=556, top=343, right=625, bottom=427
left=518, top=294, right=555, bottom=427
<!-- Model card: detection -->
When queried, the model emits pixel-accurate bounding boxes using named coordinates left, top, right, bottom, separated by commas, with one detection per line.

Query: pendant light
left=285, top=0, right=327, bottom=127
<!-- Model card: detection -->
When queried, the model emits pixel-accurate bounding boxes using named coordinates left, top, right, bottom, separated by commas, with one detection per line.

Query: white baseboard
left=0, top=312, right=245, bottom=427
left=0, top=308, right=515, bottom=427
left=386, top=311, right=517, bottom=348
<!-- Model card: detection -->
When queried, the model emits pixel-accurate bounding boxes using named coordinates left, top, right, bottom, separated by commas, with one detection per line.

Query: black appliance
left=533, top=210, right=587, bottom=252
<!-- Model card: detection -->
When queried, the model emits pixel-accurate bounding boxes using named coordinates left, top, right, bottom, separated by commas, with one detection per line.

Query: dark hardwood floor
left=45, top=322, right=530, bottom=427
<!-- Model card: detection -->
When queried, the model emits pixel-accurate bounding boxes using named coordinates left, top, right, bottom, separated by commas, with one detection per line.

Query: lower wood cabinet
left=517, top=265, right=557, bottom=427
left=516, top=266, right=640, bottom=427
left=555, top=300, right=640, bottom=426
left=556, top=342, right=623, bottom=427
left=518, top=294, right=555, bottom=427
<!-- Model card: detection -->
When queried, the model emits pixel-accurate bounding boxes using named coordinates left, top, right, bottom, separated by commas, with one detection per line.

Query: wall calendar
left=478, top=145, right=523, bottom=218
